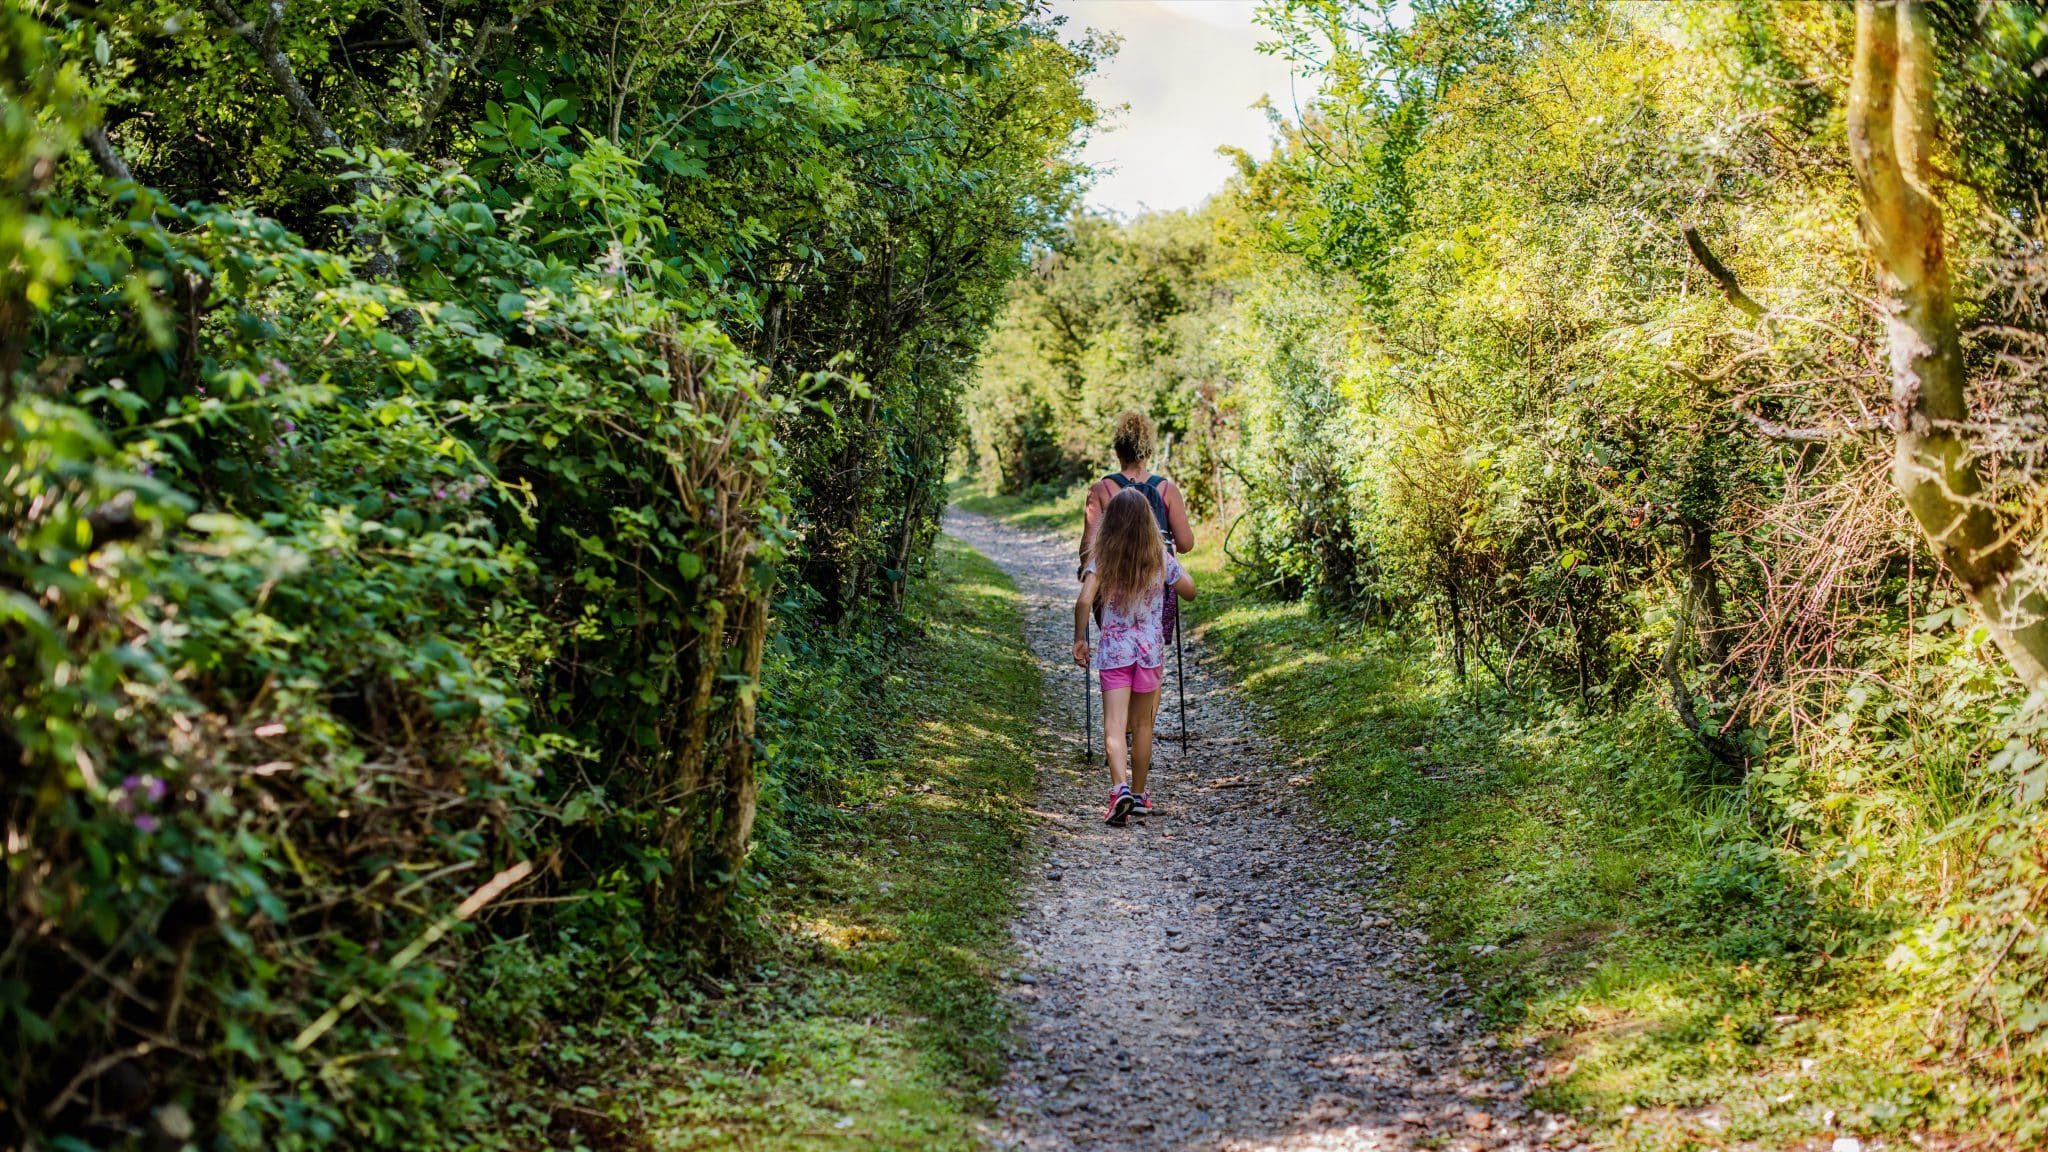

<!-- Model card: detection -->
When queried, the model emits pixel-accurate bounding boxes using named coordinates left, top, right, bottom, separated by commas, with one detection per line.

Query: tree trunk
left=1664, top=516, right=1746, bottom=768
left=701, top=593, right=768, bottom=917
left=207, top=0, right=397, bottom=279
left=1848, top=0, right=2048, bottom=690
left=889, top=484, right=924, bottom=611
left=1445, top=579, right=1468, bottom=681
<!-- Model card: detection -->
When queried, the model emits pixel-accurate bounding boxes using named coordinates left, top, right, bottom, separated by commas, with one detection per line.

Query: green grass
left=949, top=478, right=1087, bottom=536
left=635, top=539, right=1043, bottom=1150
left=595, top=500, right=1963, bottom=1150
left=1180, top=541, right=1952, bottom=1151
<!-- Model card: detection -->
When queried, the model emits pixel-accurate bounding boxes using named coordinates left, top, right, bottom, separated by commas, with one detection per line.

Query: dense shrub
left=4, top=1, right=1092, bottom=1146
left=3, top=152, right=780, bottom=1151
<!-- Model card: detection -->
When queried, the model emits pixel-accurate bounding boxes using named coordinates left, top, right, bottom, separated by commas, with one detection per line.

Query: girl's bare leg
left=1101, top=686, right=1133, bottom=789
left=1129, top=688, right=1162, bottom=795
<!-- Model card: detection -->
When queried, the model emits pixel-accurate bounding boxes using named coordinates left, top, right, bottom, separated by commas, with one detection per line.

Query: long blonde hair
left=1097, top=488, right=1165, bottom=611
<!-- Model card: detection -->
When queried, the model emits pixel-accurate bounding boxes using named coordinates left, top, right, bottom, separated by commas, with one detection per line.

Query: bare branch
left=81, top=126, right=134, bottom=184
left=1681, top=223, right=1764, bottom=319
left=402, top=0, right=547, bottom=148
left=1737, top=396, right=1888, bottom=444
left=207, top=0, right=345, bottom=150
left=205, top=0, right=396, bottom=278
left=41, top=1043, right=155, bottom=1122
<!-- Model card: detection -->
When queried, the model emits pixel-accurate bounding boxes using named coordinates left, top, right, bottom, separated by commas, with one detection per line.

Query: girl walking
left=1074, top=488, right=1198, bottom=826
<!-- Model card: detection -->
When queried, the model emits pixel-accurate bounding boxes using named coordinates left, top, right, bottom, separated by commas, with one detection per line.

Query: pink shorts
left=1099, top=663, right=1162, bottom=694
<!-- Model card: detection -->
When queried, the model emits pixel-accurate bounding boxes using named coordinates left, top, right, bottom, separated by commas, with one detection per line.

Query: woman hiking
left=1074, top=411, right=1197, bottom=824
left=1075, top=488, right=1198, bottom=825
left=1078, top=411, right=1195, bottom=584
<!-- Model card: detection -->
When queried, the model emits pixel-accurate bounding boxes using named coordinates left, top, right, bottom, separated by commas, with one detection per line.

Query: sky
left=1046, top=0, right=1315, bottom=218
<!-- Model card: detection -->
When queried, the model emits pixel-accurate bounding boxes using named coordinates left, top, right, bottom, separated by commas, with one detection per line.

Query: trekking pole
left=1176, top=609, right=1187, bottom=746
left=1081, top=618, right=1094, bottom=764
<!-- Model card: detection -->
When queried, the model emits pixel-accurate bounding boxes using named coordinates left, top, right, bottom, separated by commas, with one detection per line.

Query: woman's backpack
left=1104, top=472, right=1172, bottom=546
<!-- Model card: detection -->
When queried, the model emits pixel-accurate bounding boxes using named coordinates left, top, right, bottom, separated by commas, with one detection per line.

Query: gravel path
left=945, top=508, right=1576, bottom=1152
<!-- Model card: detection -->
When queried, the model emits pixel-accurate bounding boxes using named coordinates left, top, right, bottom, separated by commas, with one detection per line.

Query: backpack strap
left=1104, top=472, right=1171, bottom=539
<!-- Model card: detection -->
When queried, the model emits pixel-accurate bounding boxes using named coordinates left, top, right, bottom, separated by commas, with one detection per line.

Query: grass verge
left=949, top=479, right=1088, bottom=536
left=1180, top=543, right=1948, bottom=1152
left=630, top=538, right=1042, bottom=1150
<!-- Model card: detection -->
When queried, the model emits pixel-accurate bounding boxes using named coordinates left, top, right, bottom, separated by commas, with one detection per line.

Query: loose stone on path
left=944, top=509, right=1554, bottom=1152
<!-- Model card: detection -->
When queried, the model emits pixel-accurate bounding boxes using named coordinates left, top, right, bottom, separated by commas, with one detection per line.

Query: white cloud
left=1048, top=0, right=1314, bottom=217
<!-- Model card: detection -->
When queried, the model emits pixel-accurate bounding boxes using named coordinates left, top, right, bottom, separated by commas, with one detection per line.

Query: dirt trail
left=945, top=509, right=1567, bottom=1152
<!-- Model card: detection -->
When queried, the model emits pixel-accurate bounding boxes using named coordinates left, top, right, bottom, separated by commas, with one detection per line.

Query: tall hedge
left=3, top=2, right=1092, bottom=1146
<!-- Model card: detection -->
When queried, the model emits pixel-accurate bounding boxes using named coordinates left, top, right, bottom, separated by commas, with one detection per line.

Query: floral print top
left=1087, top=551, right=1184, bottom=671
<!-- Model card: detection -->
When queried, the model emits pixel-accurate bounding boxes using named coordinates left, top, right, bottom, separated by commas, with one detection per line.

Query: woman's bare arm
left=1162, top=480, right=1196, bottom=553
left=1078, top=479, right=1110, bottom=579
left=1072, top=571, right=1099, bottom=665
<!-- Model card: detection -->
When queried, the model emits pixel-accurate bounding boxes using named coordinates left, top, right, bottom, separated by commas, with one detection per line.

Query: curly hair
left=1111, top=410, right=1155, bottom=467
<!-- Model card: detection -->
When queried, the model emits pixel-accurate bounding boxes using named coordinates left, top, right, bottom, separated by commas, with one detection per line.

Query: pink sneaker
left=1103, top=784, right=1134, bottom=827
left=1130, top=791, right=1153, bottom=817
